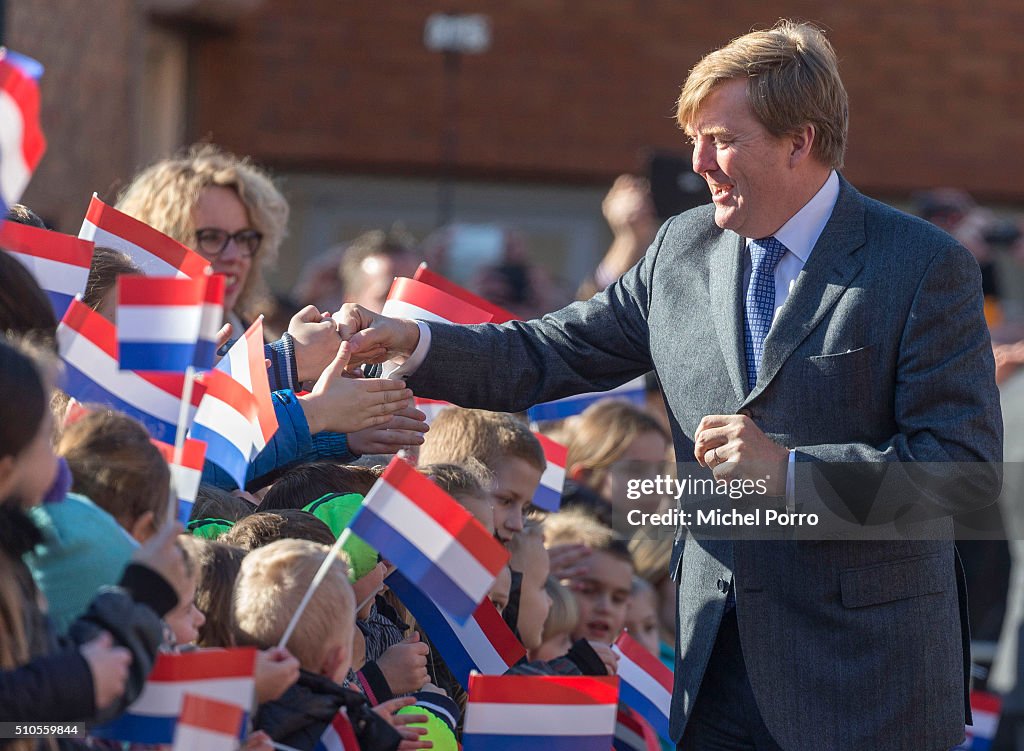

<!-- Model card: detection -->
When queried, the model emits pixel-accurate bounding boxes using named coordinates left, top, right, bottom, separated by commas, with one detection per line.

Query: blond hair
left=566, top=400, right=668, bottom=492
left=544, top=506, right=633, bottom=567
left=543, top=506, right=614, bottom=549
left=676, top=20, right=848, bottom=169
left=628, top=535, right=674, bottom=588
left=541, top=575, right=579, bottom=641
left=418, top=408, right=545, bottom=473
left=419, top=461, right=492, bottom=501
left=233, top=539, right=354, bottom=670
left=116, top=144, right=289, bottom=317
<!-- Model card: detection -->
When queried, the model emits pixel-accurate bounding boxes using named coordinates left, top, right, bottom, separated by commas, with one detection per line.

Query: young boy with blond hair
left=418, top=408, right=544, bottom=545
left=419, top=460, right=495, bottom=534
left=234, top=539, right=419, bottom=751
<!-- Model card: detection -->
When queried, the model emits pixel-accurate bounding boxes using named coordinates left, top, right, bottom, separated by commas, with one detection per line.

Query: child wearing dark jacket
left=233, top=539, right=430, bottom=751
left=0, top=337, right=187, bottom=749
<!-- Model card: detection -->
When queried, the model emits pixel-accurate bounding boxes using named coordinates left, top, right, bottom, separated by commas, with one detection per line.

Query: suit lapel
left=708, top=231, right=748, bottom=402
left=744, top=176, right=867, bottom=405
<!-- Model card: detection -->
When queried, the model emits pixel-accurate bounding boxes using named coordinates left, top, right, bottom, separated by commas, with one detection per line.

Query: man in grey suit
left=338, top=20, right=1002, bottom=751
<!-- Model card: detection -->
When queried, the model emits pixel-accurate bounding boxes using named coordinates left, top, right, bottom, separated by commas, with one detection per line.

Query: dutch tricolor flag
left=414, top=396, right=454, bottom=425
left=533, top=432, right=567, bottom=512
left=382, top=276, right=495, bottom=325
left=214, top=317, right=278, bottom=456
left=91, top=648, right=256, bottom=745
left=57, top=298, right=205, bottom=444
left=0, top=49, right=46, bottom=210
left=614, top=705, right=661, bottom=751
left=193, top=273, right=225, bottom=370
left=463, top=674, right=620, bottom=751
left=171, top=694, right=246, bottom=751
left=348, top=456, right=510, bottom=624
left=527, top=375, right=648, bottom=422
left=189, top=369, right=261, bottom=491
left=116, top=276, right=206, bottom=373
left=151, top=436, right=207, bottom=524
left=413, top=263, right=520, bottom=323
left=0, top=220, right=93, bottom=319
left=957, top=691, right=1002, bottom=750
left=313, top=708, right=361, bottom=751
left=79, top=194, right=210, bottom=279
left=386, top=568, right=526, bottom=688
left=613, top=632, right=673, bottom=743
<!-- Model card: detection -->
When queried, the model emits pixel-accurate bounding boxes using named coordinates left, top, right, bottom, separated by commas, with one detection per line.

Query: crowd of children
left=0, top=143, right=680, bottom=751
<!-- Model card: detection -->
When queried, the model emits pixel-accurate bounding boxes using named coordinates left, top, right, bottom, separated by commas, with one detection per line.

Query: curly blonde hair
left=116, top=144, right=289, bottom=317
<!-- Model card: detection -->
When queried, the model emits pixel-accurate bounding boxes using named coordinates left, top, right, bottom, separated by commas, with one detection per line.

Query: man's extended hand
left=289, top=305, right=345, bottom=382
left=693, top=414, right=788, bottom=495
left=333, top=303, right=421, bottom=368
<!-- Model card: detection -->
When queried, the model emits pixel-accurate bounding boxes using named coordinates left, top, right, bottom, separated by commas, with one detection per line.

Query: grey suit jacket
left=407, top=177, right=1003, bottom=750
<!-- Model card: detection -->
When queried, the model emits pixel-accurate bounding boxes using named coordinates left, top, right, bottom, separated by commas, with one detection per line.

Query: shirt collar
left=750, top=170, right=840, bottom=264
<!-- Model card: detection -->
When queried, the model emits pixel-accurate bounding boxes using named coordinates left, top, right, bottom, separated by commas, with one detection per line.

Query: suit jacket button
left=717, top=578, right=728, bottom=593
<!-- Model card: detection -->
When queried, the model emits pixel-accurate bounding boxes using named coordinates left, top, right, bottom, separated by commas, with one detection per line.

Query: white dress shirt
left=745, top=169, right=840, bottom=324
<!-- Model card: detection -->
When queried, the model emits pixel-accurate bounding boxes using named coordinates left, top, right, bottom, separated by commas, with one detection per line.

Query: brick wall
left=8, top=0, right=1024, bottom=228
left=6, top=0, right=145, bottom=233
left=190, top=0, right=1024, bottom=201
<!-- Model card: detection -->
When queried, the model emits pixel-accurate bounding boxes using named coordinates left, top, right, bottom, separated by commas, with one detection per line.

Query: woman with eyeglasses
left=115, top=145, right=426, bottom=491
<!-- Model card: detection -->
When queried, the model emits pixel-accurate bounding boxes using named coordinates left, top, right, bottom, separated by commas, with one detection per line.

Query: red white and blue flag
left=349, top=456, right=510, bottom=624
left=614, top=706, right=661, bottom=751
left=956, top=691, right=1001, bottom=750
left=413, top=263, right=520, bottom=323
left=0, top=49, right=46, bottom=211
left=171, top=693, right=246, bottom=751
left=613, top=632, right=673, bottom=743
left=533, top=432, right=567, bottom=512
left=414, top=397, right=454, bottom=425
left=0, top=220, right=93, bottom=319
left=92, top=648, right=256, bottom=745
left=117, top=276, right=206, bottom=372
left=193, top=273, right=225, bottom=369
left=386, top=568, right=526, bottom=688
left=382, top=276, right=494, bottom=325
left=214, top=317, right=278, bottom=455
left=527, top=376, right=648, bottom=422
left=313, top=708, right=361, bottom=751
left=463, top=674, right=620, bottom=751
left=189, top=369, right=261, bottom=491
left=79, top=194, right=210, bottom=278
left=151, top=436, right=207, bottom=524
left=57, top=299, right=205, bottom=444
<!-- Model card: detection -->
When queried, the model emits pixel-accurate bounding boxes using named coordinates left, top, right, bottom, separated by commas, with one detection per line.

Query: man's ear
left=789, top=124, right=816, bottom=167
left=0, top=455, right=17, bottom=498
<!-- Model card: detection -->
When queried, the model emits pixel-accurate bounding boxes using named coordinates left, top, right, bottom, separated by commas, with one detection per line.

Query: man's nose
left=691, top=139, right=715, bottom=175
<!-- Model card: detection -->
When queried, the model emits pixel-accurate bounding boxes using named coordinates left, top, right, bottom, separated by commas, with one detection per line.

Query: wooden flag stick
left=173, top=365, right=196, bottom=468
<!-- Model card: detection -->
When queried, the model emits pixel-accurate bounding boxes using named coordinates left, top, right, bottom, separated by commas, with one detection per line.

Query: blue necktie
left=744, top=236, right=788, bottom=390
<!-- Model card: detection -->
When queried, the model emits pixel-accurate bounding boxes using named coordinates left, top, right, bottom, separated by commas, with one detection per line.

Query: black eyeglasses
left=194, top=228, right=263, bottom=258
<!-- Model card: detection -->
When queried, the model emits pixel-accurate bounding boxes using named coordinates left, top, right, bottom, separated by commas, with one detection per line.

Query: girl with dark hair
left=0, top=250, right=58, bottom=346
left=0, top=337, right=187, bottom=743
